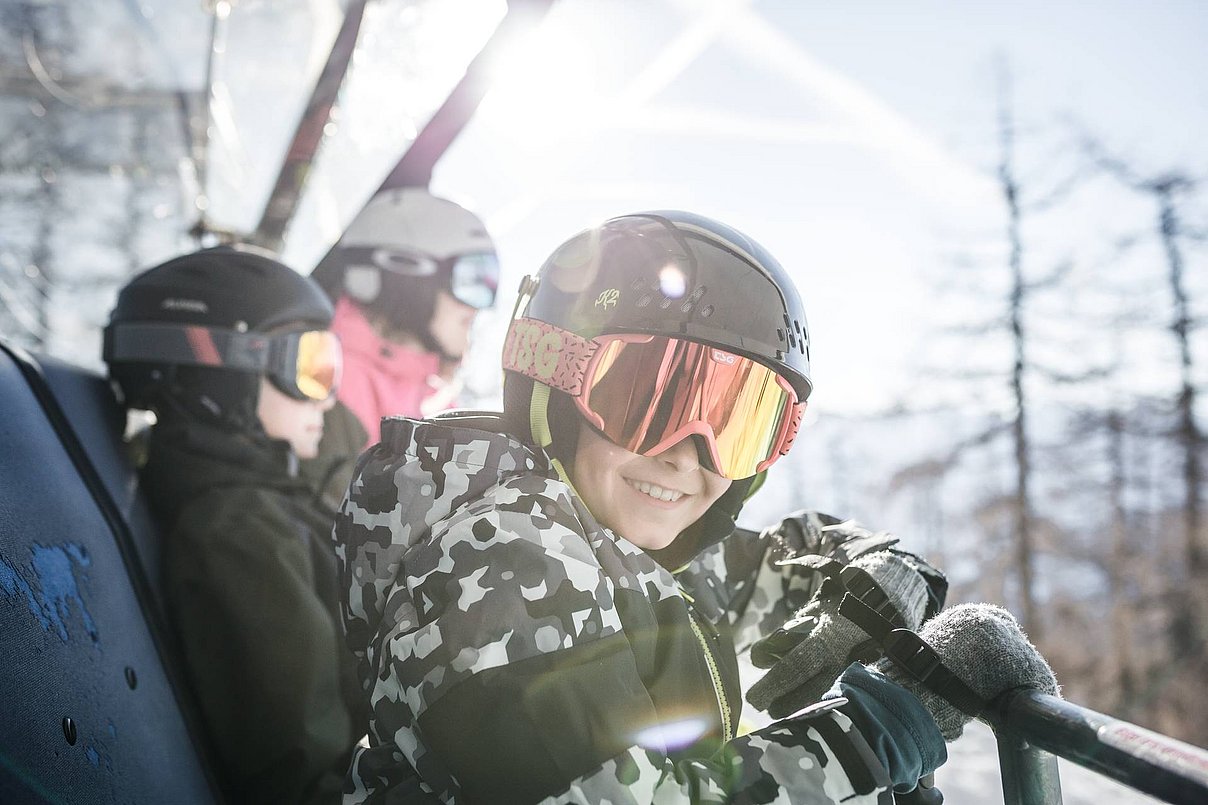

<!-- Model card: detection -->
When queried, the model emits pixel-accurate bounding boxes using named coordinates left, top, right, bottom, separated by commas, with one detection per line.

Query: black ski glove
left=874, top=603, right=1059, bottom=741
left=746, top=550, right=930, bottom=719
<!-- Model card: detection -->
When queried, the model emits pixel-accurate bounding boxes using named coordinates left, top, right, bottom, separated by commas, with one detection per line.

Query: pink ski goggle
left=503, top=318, right=804, bottom=479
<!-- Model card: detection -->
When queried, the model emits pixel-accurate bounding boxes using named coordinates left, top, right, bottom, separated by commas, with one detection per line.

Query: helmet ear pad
left=545, top=388, right=582, bottom=467
left=343, top=265, right=382, bottom=304
left=167, top=366, right=262, bottom=431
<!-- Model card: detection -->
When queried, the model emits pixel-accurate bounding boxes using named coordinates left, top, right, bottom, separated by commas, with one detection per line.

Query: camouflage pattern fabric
left=681, top=511, right=901, bottom=651
left=334, top=417, right=896, bottom=804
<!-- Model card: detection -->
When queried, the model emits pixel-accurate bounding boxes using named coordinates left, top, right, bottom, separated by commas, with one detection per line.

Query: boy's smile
left=623, top=477, right=687, bottom=505
left=572, top=421, right=731, bottom=550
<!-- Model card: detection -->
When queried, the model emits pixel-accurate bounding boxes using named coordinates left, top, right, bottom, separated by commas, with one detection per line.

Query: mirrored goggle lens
left=582, top=336, right=794, bottom=479
left=450, top=252, right=500, bottom=309
left=292, top=330, right=342, bottom=401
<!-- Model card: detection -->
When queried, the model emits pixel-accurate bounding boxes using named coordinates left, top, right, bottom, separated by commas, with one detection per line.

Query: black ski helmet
left=504, top=210, right=812, bottom=438
left=516, top=210, right=810, bottom=396
left=502, top=211, right=812, bottom=564
left=104, top=245, right=334, bottom=429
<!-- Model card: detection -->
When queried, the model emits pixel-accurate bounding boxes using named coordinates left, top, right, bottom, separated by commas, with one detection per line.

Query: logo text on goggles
left=507, top=319, right=564, bottom=380
left=503, top=318, right=600, bottom=396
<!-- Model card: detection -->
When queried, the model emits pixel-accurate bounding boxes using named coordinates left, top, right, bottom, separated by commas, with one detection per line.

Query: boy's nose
left=658, top=435, right=704, bottom=472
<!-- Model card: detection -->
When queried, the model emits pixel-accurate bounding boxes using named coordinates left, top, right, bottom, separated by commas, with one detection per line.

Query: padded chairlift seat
left=0, top=340, right=219, bottom=803
left=34, top=352, right=164, bottom=612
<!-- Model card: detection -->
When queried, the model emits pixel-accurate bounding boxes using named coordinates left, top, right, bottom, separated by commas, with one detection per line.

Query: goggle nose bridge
left=645, top=429, right=724, bottom=475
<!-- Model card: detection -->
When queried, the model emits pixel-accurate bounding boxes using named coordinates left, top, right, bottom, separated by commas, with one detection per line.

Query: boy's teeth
left=628, top=479, right=684, bottom=502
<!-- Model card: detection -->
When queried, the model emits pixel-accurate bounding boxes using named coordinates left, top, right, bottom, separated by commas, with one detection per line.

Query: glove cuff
left=849, top=551, right=929, bottom=630
left=840, top=594, right=988, bottom=718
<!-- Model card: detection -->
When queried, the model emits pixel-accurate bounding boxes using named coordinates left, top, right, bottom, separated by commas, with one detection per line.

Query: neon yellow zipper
left=686, top=604, right=734, bottom=742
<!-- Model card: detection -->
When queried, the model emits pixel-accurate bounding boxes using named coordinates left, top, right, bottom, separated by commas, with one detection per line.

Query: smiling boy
left=333, top=212, right=1057, bottom=804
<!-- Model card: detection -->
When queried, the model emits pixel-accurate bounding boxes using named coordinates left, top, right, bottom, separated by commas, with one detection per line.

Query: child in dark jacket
left=105, top=245, right=364, bottom=803
left=334, top=212, right=1058, bottom=804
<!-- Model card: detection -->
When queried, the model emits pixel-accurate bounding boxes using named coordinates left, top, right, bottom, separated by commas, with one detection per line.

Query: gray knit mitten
left=875, top=603, right=1059, bottom=741
left=746, top=551, right=930, bottom=719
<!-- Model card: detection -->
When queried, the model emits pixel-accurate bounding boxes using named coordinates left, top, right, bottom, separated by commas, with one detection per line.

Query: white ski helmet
left=331, top=189, right=500, bottom=344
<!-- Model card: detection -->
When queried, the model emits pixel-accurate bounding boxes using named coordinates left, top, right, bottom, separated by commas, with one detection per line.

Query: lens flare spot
left=658, top=264, right=687, bottom=299
left=632, top=717, right=711, bottom=752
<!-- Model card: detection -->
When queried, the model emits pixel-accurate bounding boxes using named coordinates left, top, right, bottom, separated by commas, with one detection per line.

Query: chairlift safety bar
left=985, top=689, right=1208, bottom=805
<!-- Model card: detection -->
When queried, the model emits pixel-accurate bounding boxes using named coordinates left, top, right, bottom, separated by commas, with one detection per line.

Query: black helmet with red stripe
left=104, top=245, right=335, bottom=429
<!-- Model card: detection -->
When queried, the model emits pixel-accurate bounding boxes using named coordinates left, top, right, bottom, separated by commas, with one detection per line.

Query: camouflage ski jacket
left=335, top=416, right=900, bottom=804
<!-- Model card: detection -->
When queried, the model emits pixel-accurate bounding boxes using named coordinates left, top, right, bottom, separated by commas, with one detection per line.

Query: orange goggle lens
left=580, top=335, right=798, bottom=480
left=292, top=330, right=342, bottom=401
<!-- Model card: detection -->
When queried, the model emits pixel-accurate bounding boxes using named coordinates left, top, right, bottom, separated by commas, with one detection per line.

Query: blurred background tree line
left=2, top=2, right=1205, bottom=748
left=757, top=64, right=1208, bottom=746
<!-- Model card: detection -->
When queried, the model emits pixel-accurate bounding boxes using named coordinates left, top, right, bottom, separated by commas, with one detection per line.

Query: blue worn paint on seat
left=0, top=543, right=98, bottom=645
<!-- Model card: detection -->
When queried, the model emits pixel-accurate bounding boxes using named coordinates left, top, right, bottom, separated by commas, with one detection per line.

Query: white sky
left=429, top=0, right=1208, bottom=416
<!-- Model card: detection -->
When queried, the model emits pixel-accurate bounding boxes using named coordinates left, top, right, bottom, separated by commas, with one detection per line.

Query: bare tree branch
left=1026, top=257, right=1074, bottom=292
left=1032, top=362, right=1114, bottom=385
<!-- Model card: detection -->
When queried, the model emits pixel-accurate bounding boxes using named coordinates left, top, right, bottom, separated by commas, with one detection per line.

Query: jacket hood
left=339, top=415, right=551, bottom=647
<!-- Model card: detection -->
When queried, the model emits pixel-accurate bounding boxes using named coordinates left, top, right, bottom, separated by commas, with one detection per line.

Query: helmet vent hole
left=700, top=305, right=714, bottom=318
left=636, top=294, right=652, bottom=308
left=658, top=297, right=673, bottom=310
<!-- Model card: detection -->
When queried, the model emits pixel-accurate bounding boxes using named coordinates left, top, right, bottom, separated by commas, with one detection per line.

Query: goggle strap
left=529, top=382, right=578, bottom=492
left=104, top=323, right=270, bottom=373
left=503, top=318, right=599, bottom=395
